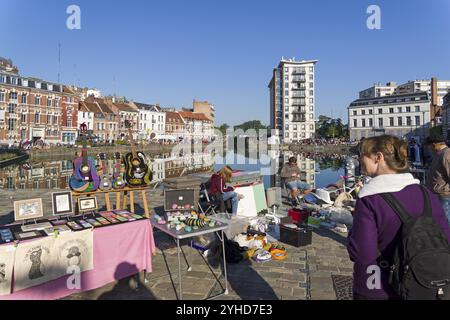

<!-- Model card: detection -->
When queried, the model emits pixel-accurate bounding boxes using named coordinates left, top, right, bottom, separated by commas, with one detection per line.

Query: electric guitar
left=112, top=152, right=126, bottom=189
left=98, top=153, right=112, bottom=191
left=69, top=125, right=100, bottom=192
left=123, top=120, right=152, bottom=186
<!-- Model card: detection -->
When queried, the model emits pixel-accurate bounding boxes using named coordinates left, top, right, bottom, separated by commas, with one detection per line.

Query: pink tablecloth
left=2, top=219, right=155, bottom=300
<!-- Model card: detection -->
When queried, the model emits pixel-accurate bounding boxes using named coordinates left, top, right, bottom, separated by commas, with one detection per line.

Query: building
left=178, top=111, right=214, bottom=143
left=79, top=99, right=119, bottom=143
left=132, top=102, right=166, bottom=140
left=359, top=82, right=397, bottom=99
left=268, top=57, right=318, bottom=143
left=192, top=99, right=215, bottom=122
left=348, top=92, right=431, bottom=141
left=109, top=101, right=139, bottom=141
left=165, top=111, right=185, bottom=141
left=442, top=91, right=450, bottom=140
left=0, top=58, right=78, bottom=145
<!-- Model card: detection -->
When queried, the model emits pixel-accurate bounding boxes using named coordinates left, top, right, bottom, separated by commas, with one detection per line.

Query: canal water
left=0, top=149, right=346, bottom=191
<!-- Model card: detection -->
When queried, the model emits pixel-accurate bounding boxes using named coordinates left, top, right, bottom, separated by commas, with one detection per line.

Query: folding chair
left=198, top=182, right=220, bottom=215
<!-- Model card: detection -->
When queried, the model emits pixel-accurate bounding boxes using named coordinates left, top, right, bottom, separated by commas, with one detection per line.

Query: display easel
left=72, top=186, right=151, bottom=218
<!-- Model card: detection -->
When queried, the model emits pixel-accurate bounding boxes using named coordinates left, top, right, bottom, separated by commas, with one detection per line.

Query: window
left=54, top=100, right=59, bottom=108
left=415, top=116, right=420, bottom=126
left=362, top=119, right=366, bottom=127
left=389, top=117, right=394, bottom=126
left=35, top=113, right=40, bottom=123
left=398, top=117, right=403, bottom=126
left=309, top=75, right=313, bottom=80
left=406, top=106, right=411, bottom=112
left=285, top=83, right=289, bottom=88
left=21, top=114, right=26, bottom=123
left=398, top=107, right=402, bottom=113
left=285, top=98, right=289, bottom=103
left=21, top=94, right=27, bottom=104
left=353, top=119, right=357, bottom=127
left=309, top=82, right=314, bottom=88
left=309, top=67, right=314, bottom=72
left=9, top=92, right=18, bottom=100
left=389, top=108, right=394, bottom=114
left=47, top=115, right=51, bottom=123
left=369, top=109, right=373, bottom=115
left=362, top=110, right=366, bottom=115
left=47, top=99, right=52, bottom=107
left=285, top=125, right=289, bottom=130
left=0, top=91, right=4, bottom=102
left=53, top=116, right=58, bottom=124
left=378, top=108, right=382, bottom=114
left=309, top=90, right=314, bottom=96
left=285, top=90, right=289, bottom=96
left=406, top=116, right=411, bottom=126
left=293, top=132, right=297, bottom=138
left=285, top=106, right=289, bottom=111
left=369, top=118, right=373, bottom=127
left=8, top=103, right=16, bottom=113
left=353, top=110, right=357, bottom=116
left=285, top=114, right=289, bottom=119
left=285, top=67, right=288, bottom=73
left=378, top=118, right=383, bottom=127
left=415, top=106, right=420, bottom=112
left=35, top=96, right=41, bottom=105
left=310, top=114, right=313, bottom=119
left=67, top=119, right=72, bottom=127
left=310, top=98, right=314, bottom=104
left=285, top=132, right=289, bottom=138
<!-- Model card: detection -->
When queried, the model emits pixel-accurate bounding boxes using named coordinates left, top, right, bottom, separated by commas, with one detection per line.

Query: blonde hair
left=219, top=166, right=233, bottom=183
left=359, top=135, right=409, bottom=173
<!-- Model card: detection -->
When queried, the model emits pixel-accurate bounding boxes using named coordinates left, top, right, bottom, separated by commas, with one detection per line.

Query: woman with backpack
left=348, top=135, right=450, bottom=300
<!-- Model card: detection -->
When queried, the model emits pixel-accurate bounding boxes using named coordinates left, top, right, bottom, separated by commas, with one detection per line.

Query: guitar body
left=124, top=151, right=152, bottom=187
left=112, top=152, right=126, bottom=189
left=98, top=154, right=112, bottom=191
left=69, top=127, right=100, bottom=193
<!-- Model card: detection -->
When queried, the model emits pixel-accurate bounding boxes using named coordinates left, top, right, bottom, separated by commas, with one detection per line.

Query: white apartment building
left=133, top=102, right=166, bottom=140
left=359, top=82, right=397, bottom=99
left=348, top=92, right=431, bottom=142
left=395, top=79, right=450, bottom=106
left=77, top=104, right=94, bottom=131
left=268, top=58, right=318, bottom=143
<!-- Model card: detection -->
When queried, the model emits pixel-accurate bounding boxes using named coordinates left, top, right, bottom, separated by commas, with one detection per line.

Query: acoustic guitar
left=123, top=120, right=152, bottom=186
left=98, top=153, right=112, bottom=191
left=69, top=125, right=100, bottom=192
left=112, top=152, right=126, bottom=189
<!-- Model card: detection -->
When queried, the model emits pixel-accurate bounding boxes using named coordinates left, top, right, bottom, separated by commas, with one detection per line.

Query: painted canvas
left=0, top=246, right=15, bottom=296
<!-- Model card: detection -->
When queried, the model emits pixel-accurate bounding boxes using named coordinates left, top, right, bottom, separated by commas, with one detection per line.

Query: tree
left=215, top=123, right=230, bottom=136
left=234, top=120, right=269, bottom=132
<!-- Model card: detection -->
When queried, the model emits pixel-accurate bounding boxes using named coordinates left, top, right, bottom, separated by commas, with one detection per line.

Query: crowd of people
left=293, top=137, right=355, bottom=145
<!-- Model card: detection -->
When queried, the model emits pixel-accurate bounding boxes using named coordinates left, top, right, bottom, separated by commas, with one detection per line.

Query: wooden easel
left=73, top=186, right=151, bottom=218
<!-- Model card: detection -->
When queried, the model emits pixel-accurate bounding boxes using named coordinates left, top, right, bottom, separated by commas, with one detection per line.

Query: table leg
left=105, top=193, right=111, bottom=211
left=220, top=230, right=229, bottom=295
left=116, top=192, right=121, bottom=210
left=130, top=191, right=135, bottom=213
left=177, top=238, right=183, bottom=300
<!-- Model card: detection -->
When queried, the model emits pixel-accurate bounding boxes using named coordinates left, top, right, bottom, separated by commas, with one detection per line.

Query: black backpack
left=380, top=186, right=450, bottom=300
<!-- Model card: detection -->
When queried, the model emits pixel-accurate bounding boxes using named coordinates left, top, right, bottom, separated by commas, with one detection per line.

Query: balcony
left=292, top=76, right=306, bottom=82
left=292, top=115, right=306, bottom=122
left=292, top=69, right=306, bottom=75
left=292, top=93, right=306, bottom=98
left=292, top=87, right=306, bottom=91
left=291, top=100, right=306, bottom=106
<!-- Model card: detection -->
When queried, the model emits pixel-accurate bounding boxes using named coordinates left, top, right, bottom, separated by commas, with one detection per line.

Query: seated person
left=281, top=157, right=313, bottom=205
left=208, top=166, right=244, bottom=214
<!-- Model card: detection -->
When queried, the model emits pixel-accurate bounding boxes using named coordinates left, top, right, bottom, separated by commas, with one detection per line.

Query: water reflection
left=0, top=149, right=347, bottom=190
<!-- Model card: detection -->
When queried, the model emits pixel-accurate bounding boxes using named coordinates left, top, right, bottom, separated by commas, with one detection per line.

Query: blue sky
left=1, top=0, right=449, bottom=125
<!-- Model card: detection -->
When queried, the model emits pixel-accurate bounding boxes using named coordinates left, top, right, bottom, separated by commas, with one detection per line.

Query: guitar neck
left=128, top=127, right=138, bottom=159
left=82, top=136, right=88, bottom=167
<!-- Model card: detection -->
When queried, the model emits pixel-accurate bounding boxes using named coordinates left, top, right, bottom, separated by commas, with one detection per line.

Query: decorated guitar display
left=69, top=124, right=100, bottom=192
left=112, top=152, right=126, bottom=189
left=98, top=153, right=112, bottom=191
left=123, top=120, right=152, bottom=186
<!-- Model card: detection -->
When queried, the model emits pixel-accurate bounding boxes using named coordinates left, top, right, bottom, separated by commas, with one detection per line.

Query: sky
left=1, top=0, right=449, bottom=126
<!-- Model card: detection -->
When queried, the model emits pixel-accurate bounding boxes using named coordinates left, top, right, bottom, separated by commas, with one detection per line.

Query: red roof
left=178, top=111, right=211, bottom=122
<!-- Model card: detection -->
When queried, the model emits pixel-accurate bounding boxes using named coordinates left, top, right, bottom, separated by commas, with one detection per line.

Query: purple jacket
left=347, top=184, right=450, bottom=299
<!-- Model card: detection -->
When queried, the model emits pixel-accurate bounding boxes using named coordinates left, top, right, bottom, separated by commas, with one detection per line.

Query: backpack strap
left=379, top=193, right=411, bottom=224
left=419, top=185, right=432, bottom=218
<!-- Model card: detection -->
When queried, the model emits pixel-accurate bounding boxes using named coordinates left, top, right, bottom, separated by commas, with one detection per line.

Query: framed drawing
left=51, top=191, right=74, bottom=216
left=14, top=198, right=44, bottom=222
left=78, top=197, right=98, bottom=213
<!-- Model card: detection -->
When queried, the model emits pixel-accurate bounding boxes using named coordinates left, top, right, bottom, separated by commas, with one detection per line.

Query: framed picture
left=51, top=191, right=74, bottom=216
left=78, top=197, right=98, bottom=212
left=14, top=198, right=44, bottom=222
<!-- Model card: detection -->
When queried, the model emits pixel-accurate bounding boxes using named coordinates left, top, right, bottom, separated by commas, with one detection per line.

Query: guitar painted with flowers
left=69, top=124, right=100, bottom=192
left=123, top=120, right=152, bottom=187
left=98, top=153, right=112, bottom=191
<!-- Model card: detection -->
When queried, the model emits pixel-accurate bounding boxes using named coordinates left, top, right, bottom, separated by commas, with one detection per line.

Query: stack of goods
left=308, top=210, right=350, bottom=233
left=65, top=210, right=145, bottom=231
left=233, top=227, right=288, bottom=262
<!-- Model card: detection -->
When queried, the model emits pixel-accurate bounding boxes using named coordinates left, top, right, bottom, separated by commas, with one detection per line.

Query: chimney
left=431, top=77, right=438, bottom=127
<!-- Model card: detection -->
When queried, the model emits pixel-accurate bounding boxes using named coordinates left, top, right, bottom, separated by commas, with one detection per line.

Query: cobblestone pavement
left=1, top=189, right=353, bottom=300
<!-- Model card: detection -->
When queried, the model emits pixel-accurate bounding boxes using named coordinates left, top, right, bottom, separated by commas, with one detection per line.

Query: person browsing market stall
left=208, top=166, right=244, bottom=214
left=280, top=157, right=313, bottom=206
